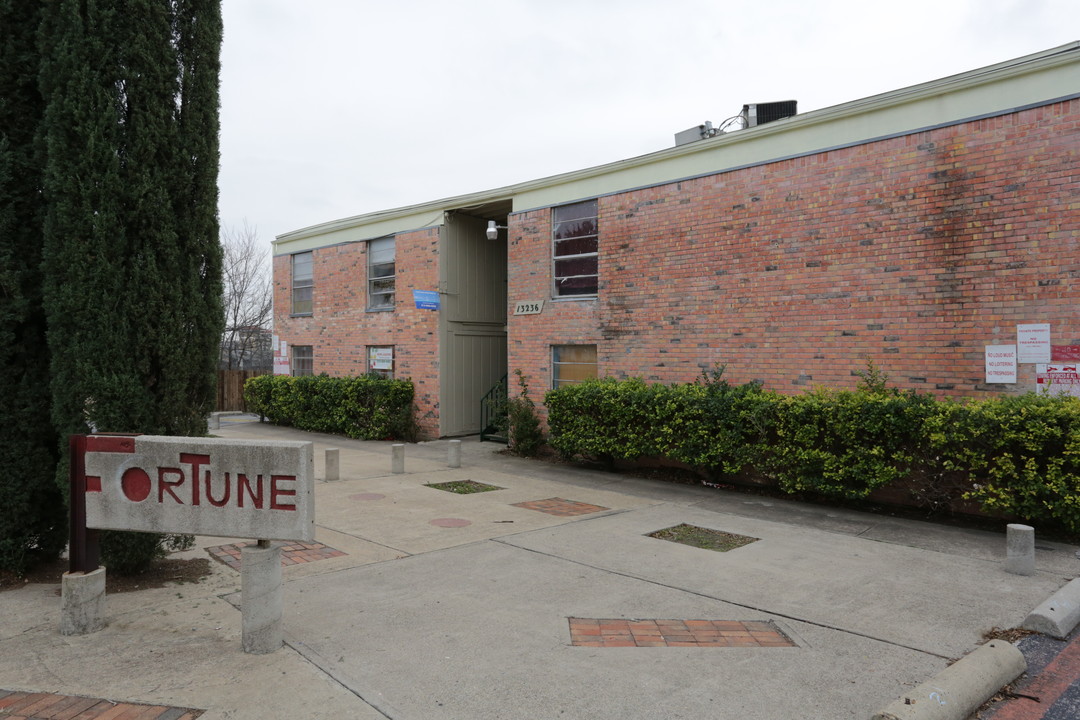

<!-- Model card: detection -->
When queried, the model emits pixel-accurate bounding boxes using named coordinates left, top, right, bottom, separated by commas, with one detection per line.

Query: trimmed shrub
left=545, top=368, right=778, bottom=478
left=767, top=385, right=937, bottom=499
left=244, top=374, right=417, bottom=441
left=544, top=370, right=1080, bottom=534
left=926, top=394, right=1080, bottom=531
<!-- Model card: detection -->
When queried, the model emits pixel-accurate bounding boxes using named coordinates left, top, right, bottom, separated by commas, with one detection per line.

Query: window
left=368, top=237, right=395, bottom=310
left=291, top=252, right=313, bottom=315
left=367, top=345, right=394, bottom=379
left=552, top=345, right=597, bottom=388
left=291, top=345, right=313, bottom=376
left=552, top=199, right=598, bottom=297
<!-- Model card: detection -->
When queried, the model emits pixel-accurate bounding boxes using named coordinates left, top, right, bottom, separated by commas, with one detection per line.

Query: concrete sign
left=83, top=435, right=314, bottom=542
left=985, top=345, right=1017, bottom=384
left=513, top=300, right=544, bottom=315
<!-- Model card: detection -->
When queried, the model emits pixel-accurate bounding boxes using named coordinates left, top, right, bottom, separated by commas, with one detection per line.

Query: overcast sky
left=218, top=0, right=1078, bottom=248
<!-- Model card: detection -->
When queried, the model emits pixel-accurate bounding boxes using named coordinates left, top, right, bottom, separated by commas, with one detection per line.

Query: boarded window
left=552, top=345, right=597, bottom=388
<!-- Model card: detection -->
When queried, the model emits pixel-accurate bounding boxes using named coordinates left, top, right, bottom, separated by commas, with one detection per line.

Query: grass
left=425, top=480, right=504, bottom=494
left=647, top=523, right=759, bottom=552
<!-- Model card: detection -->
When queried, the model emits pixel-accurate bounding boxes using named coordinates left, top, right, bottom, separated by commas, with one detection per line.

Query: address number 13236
left=513, top=301, right=544, bottom=315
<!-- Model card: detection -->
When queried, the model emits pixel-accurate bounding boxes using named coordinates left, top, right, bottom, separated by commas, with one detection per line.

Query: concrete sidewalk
left=1, top=418, right=1077, bottom=719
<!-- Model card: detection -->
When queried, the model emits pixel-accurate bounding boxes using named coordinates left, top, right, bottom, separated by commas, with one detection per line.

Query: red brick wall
left=273, top=227, right=442, bottom=437
left=508, top=99, right=1080, bottom=411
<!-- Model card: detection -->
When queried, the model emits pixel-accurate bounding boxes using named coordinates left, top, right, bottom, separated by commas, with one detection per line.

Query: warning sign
left=1052, top=345, right=1080, bottom=362
left=985, top=345, right=1017, bottom=384
left=1017, top=324, right=1051, bottom=363
left=273, top=337, right=290, bottom=375
left=1036, top=364, right=1080, bottom=398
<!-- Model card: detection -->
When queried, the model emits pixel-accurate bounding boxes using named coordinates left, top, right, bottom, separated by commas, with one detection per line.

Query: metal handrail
left=480, top=374, right=508, bottom=443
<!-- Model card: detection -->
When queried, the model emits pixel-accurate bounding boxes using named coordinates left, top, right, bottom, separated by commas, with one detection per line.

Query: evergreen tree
left=0, top=0, right=67, bottom=575
left=40, top=0, right=223, bottom=573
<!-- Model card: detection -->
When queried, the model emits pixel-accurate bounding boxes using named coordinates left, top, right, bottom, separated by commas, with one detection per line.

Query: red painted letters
left=121, top=453, right=295, bottom=512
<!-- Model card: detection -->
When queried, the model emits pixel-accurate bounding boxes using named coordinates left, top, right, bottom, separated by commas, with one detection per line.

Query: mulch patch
left=0, top=556, right=212, bottom=594
left=647, top=523, right=759, bottom=552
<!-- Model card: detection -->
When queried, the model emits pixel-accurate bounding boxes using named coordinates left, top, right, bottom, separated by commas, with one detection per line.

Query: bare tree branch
left=220, top=221, right=272, bottom=370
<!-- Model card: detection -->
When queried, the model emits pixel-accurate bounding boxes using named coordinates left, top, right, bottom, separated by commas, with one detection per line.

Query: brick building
left=273, top=43, right=1080, bottom=439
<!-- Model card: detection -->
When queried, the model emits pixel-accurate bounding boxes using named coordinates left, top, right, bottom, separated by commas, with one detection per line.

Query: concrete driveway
left=1, top=418, right=1076, bottom=719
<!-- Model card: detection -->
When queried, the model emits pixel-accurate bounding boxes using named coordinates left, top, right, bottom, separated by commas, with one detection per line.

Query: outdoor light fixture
left=486, top=220, right=508, bottom=240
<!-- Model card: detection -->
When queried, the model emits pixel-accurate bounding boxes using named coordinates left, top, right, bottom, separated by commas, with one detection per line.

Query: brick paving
left=511, top=498, right=610, bottom=516
left=982, top=631, right=1080, bottom=720
left=206, top=541, right=346, bottom=571
left=0, top=690, right=202, bottom=719
left=568, top=618, right=797, bottom=648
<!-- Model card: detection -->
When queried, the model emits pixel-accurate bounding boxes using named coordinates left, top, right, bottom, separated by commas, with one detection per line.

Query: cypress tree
left=0, top=0, right=67, bottom=575
left=40, top=0, right=223, bottom=573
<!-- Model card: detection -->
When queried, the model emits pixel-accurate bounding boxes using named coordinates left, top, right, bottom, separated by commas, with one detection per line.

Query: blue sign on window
left=413, top=290, right=440, bottom=311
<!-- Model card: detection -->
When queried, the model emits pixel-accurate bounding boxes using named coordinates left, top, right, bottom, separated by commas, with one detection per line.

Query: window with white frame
left=291, top=252, right=313, bottom=315
left=552, top=199, right=598, bottom=297
left=291, top=345, right=313, bottom=376
left=367, top=237, right=395, bottom=310
left=552, top=345, right=597, bottom=389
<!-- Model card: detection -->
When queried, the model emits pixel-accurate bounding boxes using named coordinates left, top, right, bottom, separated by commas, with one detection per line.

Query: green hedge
left=545, top=370, right=775, bottom=476
left=925, top=395, right=1080, bottom=532
left=545, top=373, right=1080, bottom=533
left=243, top=374, right=417, bottom=441
left=770, top=386, right=937, bottom=499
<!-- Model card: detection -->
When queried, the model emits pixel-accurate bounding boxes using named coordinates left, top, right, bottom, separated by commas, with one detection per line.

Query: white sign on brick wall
left=1017, top=323, right=1051, bottom=363
left=985, top=345, right=1017, bottom=384
left=1037, top=364, right=1080, bottom=398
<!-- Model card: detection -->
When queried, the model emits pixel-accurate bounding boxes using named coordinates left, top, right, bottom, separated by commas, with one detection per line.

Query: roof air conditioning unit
left=743, top=101, right=797, bottom=128
left=674, top=121, right=716, bottom=147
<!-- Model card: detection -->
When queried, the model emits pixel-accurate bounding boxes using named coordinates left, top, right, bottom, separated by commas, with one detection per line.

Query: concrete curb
left=1022, top=577, right=1080, bottom=639
left=871, top=640, right=1026, bottom=720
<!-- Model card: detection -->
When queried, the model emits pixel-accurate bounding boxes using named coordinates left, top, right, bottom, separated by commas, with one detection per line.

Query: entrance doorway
left=438, top=208, right=509, bottom=436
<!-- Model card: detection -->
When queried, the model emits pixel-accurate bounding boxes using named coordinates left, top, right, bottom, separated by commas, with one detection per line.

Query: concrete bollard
left=60, top=567, right=107, bottom=636
left=325, top=448, right=340, bottom=481
left=392, top=444, right=405, bottom=474
left=208, top=412, right=221, bottom=431
left=448, top=439, right=462, bottom=468
left=242, top=541, right=283, bottom=654
left=1005, top=523, right=1035, bottom=576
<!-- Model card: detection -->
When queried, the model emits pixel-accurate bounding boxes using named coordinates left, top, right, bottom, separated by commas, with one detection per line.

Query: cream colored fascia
left=273, top=42, right=1079, bottom=254
left=511, top=42, right=1080, bottom=211
left=272, top=205, right=451, bottom=256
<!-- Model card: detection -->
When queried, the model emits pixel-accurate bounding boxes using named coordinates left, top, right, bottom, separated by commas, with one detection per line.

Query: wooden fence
left=217, top=369, right=266, bottom=412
